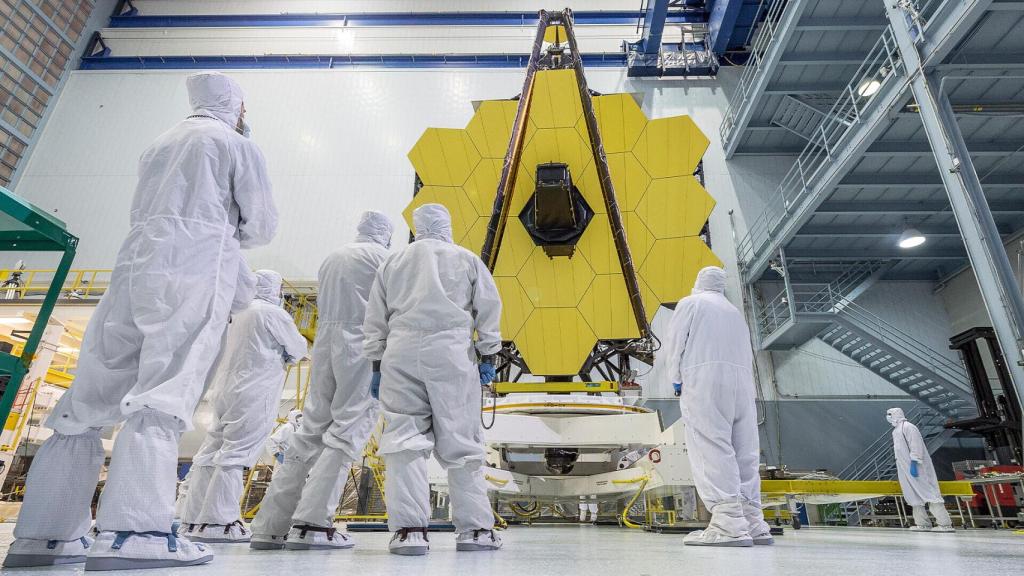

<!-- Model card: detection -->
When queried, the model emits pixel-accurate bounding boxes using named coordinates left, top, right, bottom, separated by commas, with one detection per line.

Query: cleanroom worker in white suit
left=267, top=409, right=304, bottom=464
left=3, top=71, right=276, bottom=570
left=666, top=266, right=771, bottom=547
left=181, top=270, right=308, bottom=543
left=363, top=203, right=503, bottom=556
left=886, top=407, right=954, bottom=532
left=250, top=211, right=393, bottom=551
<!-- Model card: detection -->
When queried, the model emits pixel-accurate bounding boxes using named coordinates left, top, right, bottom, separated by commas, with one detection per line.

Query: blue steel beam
left=79, top=53, right=631, bottom=70
left=107, top=11, right=707, bottom=28
left=708, top=0, right=745, bottom=54
left=638, top=0, right=670, bottom=55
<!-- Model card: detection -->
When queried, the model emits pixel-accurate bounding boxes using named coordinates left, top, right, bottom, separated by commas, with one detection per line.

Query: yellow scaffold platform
left=761, top=479, right=976, bottom=498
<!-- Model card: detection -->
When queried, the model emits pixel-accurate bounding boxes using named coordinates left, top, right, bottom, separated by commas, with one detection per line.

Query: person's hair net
left=186, top=71, right=244, bottom=129
left=412, top=203, right=453, bottom=243
left=886, top=407, right=906, bottom=425
left=254, top=269, right=283, bottom=305
left=356, top=210, right=394, bottom=247
left=691, top=266, right=727, bottom=295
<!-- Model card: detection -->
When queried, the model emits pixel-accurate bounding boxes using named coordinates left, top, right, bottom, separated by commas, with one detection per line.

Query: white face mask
left=237, top=119, right=252, bottom=138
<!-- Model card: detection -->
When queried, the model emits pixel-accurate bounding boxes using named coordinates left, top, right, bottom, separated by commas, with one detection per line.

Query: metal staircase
left=818, top=305, right=974, bottom=418
left=755, top=260, right=890, bottom=349
left=769, top=94, right=837, bottom=142
left=837, top=405, right=956, bottom=526
left=750, top=260, right=975, bottom=526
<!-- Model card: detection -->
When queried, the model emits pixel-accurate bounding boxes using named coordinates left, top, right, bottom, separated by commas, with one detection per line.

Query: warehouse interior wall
left=10, top=63, right=988, bottom=475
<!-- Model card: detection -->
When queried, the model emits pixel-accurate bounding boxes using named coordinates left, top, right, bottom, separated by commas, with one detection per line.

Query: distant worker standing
left=249, top=211, right=394, bottom=551
left=363, top=203, right=503, bottom=556
left=181, top=270, right=308, bottom=543
left=885, top=407, right=954, bottom=532
left=3, top=71, right=276, bottom=570
left=268, top=410, right=303, bottom=464
left=666, top=266, right=770, bottom=547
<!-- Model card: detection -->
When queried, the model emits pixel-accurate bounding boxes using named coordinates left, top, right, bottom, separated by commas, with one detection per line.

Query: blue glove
left=910, top=460, right=919, bottom=478
left=275, top=453, right=284, bottom=464
left=672, top=383, right=682, bottom=397
left=371, top=371, right=381, bottom=400
left=479, top=362, right=496, bottom=386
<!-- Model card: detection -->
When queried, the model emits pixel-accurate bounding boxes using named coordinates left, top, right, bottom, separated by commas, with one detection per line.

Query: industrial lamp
left=898, top=226, right=926, bottom=248
left=856, top=79, right=881, bottom=97
left=856, top=65, right=891, bottom=97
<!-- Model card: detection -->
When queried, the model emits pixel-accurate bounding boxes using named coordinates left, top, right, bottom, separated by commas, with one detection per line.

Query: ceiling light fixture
left=898, top=227, right=926, bottom=249
left=857, top=79, right=881, bottom=97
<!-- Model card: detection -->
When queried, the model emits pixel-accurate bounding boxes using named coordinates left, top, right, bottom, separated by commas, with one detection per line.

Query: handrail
left=837, top=404, right=945, bottom=479
left=0, top=268, right=113, bottom=300
left=720, top=0, right=790, bottom=142
left=755, top=261, right=882, bottom=340
left=735, top=27, right=903, bottom=275
left=839, top=301, right=967, bottom=385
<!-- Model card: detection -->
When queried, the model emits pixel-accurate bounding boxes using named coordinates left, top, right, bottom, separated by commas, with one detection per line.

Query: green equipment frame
left=0, top=186, right=77, bottom=426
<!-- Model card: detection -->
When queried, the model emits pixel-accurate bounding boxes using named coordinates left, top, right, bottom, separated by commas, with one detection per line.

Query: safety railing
left=837, top=301, right=969, bottom=393
left=281, top=280, right=318, bottom=340
left=0, top=268, right=113, bottom=300
left=754, top=260, right=884, bottom=341
left=755, top=288, right=793, bottom=338
left=735, top=27, right=903, bottom=276
left=719, top=0, right=789, bottom=144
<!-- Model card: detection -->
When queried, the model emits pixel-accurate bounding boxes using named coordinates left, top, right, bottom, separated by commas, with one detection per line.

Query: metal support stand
left=885, top=2, right=1024, bottom=437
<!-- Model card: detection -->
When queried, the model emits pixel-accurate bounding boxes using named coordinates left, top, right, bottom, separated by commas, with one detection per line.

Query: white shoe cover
left=931, top=525, right=955, bottom=533
left=188, top=520, right=250, bottom=543
left=751, top=530, right=774, bottom=545
left=909, top=525, right=931, bottom=532
left=456, top=529, right=503, bottom=551
left=683, top=528, right=754, bottom=547
left=284, top=525, right=355, bottom=550
left=84, top=530, right=213, bottom=571
left=249, top=533, right=287, bottom=550
left=3, top=536, right=93, bottom=568
left=388, top=529, right=429, bottom=556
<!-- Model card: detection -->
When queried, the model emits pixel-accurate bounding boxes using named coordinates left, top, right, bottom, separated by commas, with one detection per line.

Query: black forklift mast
left=945, top=327, right=1023, bottom=465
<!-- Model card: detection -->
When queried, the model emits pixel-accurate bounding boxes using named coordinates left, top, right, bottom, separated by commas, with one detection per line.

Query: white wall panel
left=99, top=24, right=668, bottom=56
left=940, top=237, right=1024, bottom=336
left=129, top=1, right=643, bottom=15
left=17, top=66, right=943, bottom=399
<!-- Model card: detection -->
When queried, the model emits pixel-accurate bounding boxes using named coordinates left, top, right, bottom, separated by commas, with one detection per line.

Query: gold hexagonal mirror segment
left=635, top=176, right=716, bottom=239
left=516, top=308, right=597, bottom=376
left=639, top=237, right=723, bottom=305
left=403, top=186, right=479, bottom=244
left=407, top=127, right=481, bottom=187
left=516, top=247, right=595, bottom=308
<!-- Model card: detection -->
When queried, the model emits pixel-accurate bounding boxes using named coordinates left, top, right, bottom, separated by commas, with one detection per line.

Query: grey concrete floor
left=1, top=523, right=1022, bottom=575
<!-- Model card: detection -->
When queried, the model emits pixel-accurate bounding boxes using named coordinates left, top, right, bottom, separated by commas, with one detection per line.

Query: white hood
left=692, top=266, right=727, bottom=295
left=254, top=269, right=283, bottom=306
left=356, top=210, right=395, bottom=248
left=886, top=407, right=907, bottom=427
left=186, top=71, right=244, bottom=130
left=412, top=203, right=454, bottom=243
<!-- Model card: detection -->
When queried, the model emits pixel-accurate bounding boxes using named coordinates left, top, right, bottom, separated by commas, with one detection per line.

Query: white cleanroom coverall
left=666, top=266, right=769, bottom=540
left=8, top=71, right=275, bottom=564
left=182, top=270, right=308, bottom=526
left=251, top=211, right=393, bottom=536
left=363, top=203, right=502, bottom=533
left=887, top=407, right=952, bottom=529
